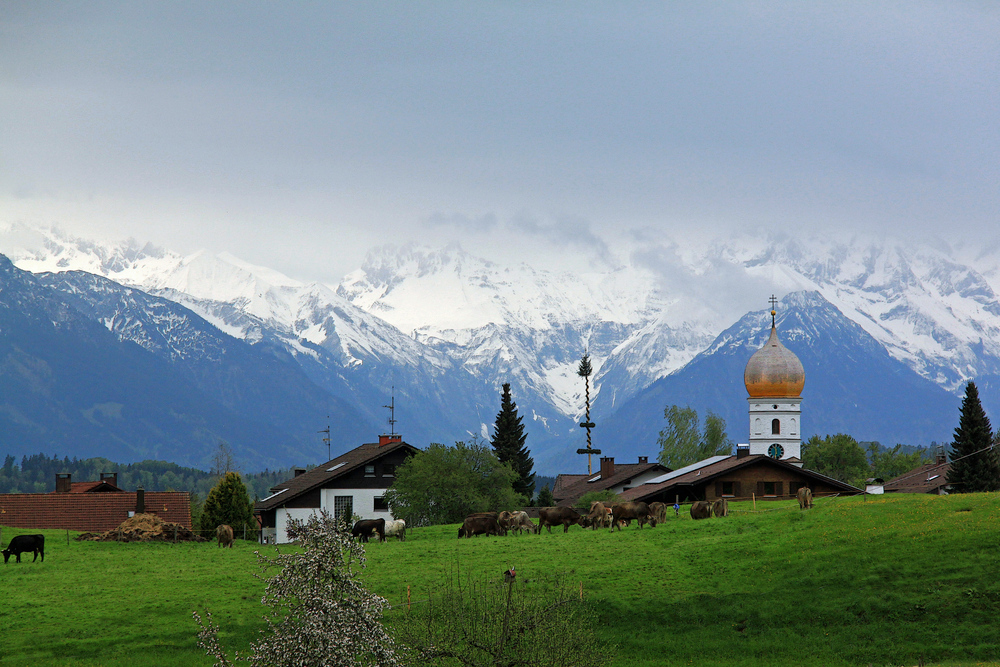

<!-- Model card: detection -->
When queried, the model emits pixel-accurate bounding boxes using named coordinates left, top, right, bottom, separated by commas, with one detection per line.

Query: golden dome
left=744, top=324, right=804, bottom=398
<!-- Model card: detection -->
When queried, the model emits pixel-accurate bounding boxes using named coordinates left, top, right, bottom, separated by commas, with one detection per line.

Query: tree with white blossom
left=194, top=511, right=404, bottom=667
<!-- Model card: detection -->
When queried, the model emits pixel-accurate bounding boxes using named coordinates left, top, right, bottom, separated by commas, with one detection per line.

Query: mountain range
left=1, top=223, right=998, bottom=474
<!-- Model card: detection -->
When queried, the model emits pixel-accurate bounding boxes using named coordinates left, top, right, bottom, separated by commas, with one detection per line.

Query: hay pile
left=77, top=513, right=206, bottom=542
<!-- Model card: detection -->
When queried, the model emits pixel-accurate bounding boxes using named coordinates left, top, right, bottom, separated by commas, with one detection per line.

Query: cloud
left=422, top=212, right=497, bottom=233
left=508, top=212, right=615, bottom=266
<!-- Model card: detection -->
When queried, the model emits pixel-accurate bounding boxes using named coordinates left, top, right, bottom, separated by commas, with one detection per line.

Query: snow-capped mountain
left=3, top=222, right=999, bottom=473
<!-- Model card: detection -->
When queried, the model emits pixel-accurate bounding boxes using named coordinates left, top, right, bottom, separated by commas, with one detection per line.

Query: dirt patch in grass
left=76, top=513, right=206, bottom=543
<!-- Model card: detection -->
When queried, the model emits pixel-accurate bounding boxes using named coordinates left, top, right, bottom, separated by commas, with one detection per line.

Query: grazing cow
left=458, top=515, right=502, bottom=538
left=537, top=507, right=586, bottom=533
left=586, top=501, right=613, bottom=529
left=497, top=510, right=514, bottom=536
left=216, top=524, right=234, bottom=548
left=611, top=502, right=657, bottom=532
left=649, top=502, right=668, bottom=524
left=352, top=518, right=386, bottom=543
left=508, top=511, right=537, bottom=535
left=3, top=534, right=45, bottom=563
left=690, top=500, right=712, bottom=520
left=797, top=486, right=813, bottom=509
left=384, top=519, right=406, bottom=541
left=712, top=498, right=729, bottom=518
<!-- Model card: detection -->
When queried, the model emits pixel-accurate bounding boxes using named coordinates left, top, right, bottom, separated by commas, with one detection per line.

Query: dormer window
left=364, top=465, right=375, bottom=477
left=382, top=464, right=395, bottom=477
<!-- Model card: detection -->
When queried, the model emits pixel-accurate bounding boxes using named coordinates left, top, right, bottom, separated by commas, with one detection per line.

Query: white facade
left=269, top=487, right=396, bottom=544
left=748, top=397, right=801, bottom=460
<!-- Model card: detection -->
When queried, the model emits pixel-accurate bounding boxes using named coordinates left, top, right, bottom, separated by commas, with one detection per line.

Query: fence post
left=752, top=493, right=756, bottom=511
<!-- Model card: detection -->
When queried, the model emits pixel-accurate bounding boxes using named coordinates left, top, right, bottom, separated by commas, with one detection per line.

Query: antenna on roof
left=383, top=387, right=397, bottom=437
left=318, top=416, right=331, bottom=461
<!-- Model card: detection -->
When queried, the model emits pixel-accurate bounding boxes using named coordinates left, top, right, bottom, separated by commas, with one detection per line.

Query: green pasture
left=2, top=492, right=999, bottom=667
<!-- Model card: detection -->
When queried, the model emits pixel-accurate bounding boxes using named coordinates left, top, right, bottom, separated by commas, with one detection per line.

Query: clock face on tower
left=768, top=443, right=784, bottom=459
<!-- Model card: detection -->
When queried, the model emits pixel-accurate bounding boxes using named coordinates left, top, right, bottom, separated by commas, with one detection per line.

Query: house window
left=721, top=481, right=735, bottom=497
left=373, top=496, right=389, bottom=511
left=771, top=418, right=780, bottom=435
left=763, top=482, right=777, bottom=496
left=333, top=496, right=353, bottom=523
left=364, top=465, right=375, bottom=477
left=382, top=464, right=395, bottom=477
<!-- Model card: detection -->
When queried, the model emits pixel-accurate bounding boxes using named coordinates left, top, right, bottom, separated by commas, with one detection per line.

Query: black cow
left=351, top=518, right=386, bottom=543
left=3, top=534, right=45, bottom=564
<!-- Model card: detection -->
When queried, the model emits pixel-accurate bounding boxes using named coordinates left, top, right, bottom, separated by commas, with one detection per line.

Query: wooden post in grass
left=579, top=581, right=583, bottom=601
left=752, top=493, right=756, bottom=511
left=407, top=585, right=411, bottom=611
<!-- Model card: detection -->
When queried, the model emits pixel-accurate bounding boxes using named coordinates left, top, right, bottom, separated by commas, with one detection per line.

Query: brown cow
left=537, top=507, right=585, bottom=533
left=712, top=498, right=729, bottom=518
left=585, top=501, right=612, bottom=530
left=216, top=524, right=234, bottom=548
left=690, top=500, right=712, bottom=520
left=649, top=501, right=668, bottom=524
left=352, top=518, right=386, bottom=543
left=497, top=510, right=514, bottom=535
left=458, top=515, right=502, bottom=538
left=611, top=502, right=657, bottom=532
left=508, top=511, right=537, bottom=534
left=797, top=486, right=813, bottom=509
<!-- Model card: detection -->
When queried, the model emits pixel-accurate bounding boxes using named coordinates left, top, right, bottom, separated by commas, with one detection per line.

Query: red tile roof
left=0, top=492, right=191, bottom=532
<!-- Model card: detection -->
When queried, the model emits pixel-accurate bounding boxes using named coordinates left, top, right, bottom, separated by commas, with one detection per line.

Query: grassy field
left=2, top=492, right=999, bottom=666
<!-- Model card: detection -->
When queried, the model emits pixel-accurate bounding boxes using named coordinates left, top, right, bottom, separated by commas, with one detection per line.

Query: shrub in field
left=394, top=571, right=611, bottom=667
left=574, top=489, right=620, bottom=509
left=201, top=471, right=256, bottom=539
left=194, top=511, right=403, bottom=667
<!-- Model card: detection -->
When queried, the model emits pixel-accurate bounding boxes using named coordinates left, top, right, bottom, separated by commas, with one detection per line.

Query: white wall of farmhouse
left=270, top=487, right=396, bottom=544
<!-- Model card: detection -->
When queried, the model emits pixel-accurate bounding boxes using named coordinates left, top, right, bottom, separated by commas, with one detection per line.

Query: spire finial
left=768, top=295, right=778, bottom=327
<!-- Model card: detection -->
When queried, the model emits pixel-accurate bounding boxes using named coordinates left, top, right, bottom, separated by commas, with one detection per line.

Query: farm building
left=255, top=434, right=418, bottom=544
left=616, top=445, right=860, bottom=504
left=884, top=450, right=952, bottom=494
left=552, top=456, right=671, bottom=507
left=0, top=472, right=191, bottom=532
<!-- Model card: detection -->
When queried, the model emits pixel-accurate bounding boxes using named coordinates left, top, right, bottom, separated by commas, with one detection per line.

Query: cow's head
left=2, top=549, right=10, bottom=564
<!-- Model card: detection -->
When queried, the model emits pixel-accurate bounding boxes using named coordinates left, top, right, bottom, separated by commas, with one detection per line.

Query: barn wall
left=702, top=464, right=808, bottom=501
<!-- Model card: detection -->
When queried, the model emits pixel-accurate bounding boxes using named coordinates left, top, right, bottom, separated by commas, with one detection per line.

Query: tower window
left=771, top=418, right=780, bottom=435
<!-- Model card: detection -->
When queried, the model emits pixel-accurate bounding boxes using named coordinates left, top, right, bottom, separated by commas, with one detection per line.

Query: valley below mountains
left=2, top=224, right=999, bottom=474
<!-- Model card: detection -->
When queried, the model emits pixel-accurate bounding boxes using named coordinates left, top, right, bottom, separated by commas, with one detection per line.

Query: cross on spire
left=769, top=294, right=778, bottom=326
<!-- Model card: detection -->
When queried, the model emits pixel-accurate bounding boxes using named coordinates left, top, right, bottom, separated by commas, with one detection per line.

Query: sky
left=2, top=2, right=998, bottom=285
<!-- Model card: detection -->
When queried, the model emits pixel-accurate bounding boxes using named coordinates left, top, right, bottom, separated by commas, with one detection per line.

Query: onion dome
left=744, top=313, right=804, bottom=398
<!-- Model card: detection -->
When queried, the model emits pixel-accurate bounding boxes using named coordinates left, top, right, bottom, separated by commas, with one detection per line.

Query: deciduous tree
left=657, top=406, right=733, bottom=469
left=802, top=434, right=869, bottom=486
left=947, top=381, right=1000, bottom=493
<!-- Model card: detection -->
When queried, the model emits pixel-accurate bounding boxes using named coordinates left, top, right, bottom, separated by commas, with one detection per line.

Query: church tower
left=744, top=297, right=804, bottom=461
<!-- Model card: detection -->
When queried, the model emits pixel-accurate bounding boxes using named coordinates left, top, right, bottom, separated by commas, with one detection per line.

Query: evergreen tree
left=490, top=383, right=535, bottom=499
left=947, top=381, right=1000, bottom=493
left=536, top=484, right=554, bottom=508
left=201, top=471, right=256, bottom=539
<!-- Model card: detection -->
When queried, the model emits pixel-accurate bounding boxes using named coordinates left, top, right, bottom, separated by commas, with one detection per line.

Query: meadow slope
left=2, top=493, right=998, bottom=666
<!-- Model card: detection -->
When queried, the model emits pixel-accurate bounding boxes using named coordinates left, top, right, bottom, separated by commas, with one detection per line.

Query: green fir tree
left=201, top=471, right=256, bottom=539
left=947, top=381, right=1000, bottom=493
left=490, top=382, right=535, bottom=499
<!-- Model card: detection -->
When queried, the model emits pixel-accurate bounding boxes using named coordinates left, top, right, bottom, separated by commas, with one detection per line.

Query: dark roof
left=618, top=454, right=861, bottom=502
left=884, top=461, right=951, bottom=494
left=0, top=492, right=191, bottom=531
left=64, top=480, right=124, bottom=493
left=553, top=462, right=671, bottom=507
left=553, top=474, right=588, bottom=499
left=255, top=440, right=420, bottom=512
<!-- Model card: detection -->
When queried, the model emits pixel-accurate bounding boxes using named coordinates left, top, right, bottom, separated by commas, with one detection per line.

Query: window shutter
left=715, top=481, right=723, bottom=497
left=733, top=481, right=740, bottom=498
left=775, top=481, right=783, bottom=496
left=757, top=481, right=764, bottom=496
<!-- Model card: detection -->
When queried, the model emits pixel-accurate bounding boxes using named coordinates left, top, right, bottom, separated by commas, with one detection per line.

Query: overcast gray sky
left=2, top=2, right=998, bottom=283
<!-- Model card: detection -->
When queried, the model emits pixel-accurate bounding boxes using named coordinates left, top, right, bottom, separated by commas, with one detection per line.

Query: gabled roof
left=64, top=480, right=124, bottom=493
left=884, top=460, right=951, bottom=494
left=618, top=454, right=861, bottom=502
left=554, top=461, right=671, bottom=507
left=0, top=492, right=191, bottom=531
left=255, top=440, right=420, bottom=512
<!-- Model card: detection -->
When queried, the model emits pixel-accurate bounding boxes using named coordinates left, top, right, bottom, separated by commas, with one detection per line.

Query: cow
left=3, top=534, right=45, bottom=564
left=458, top=515, right=502, bottom=538
left=384, top=519, right=406, bottom=541
left=497, top=510, right=514, bottom=536
left=690, top=500, right=712, bottom=520
left=508, top=511, right=537, bottom=534
left=352, top=518, right=386, bottom=543
left=797, top=486, right=813, bottom=509
left=611, top=502, right=657, bottom=532
left=537, top=507, right=586, bottom=533
left=216, top=524, right=234, bottom=548
left=649, top=501, right=668, bottom=524
left=712, top=498, right=729, bottom=518
left=585, top=501, right=613, bottom=529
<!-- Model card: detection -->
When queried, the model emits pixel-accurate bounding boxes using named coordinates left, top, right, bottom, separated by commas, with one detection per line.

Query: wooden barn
left=255, top=434, right=419, bottom=544
left=0, top=472, right=191, bottom=532
left=617, top=446, right=860, bottom=505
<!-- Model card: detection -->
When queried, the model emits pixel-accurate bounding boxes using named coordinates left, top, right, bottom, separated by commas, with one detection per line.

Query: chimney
left=293, top=467, right=307, bottom=477
left=638, top=456, right=648, bottom=464
left=935, top=445, right=947, bottom=465
left=100, top=472, right=118, bottom=488
left=379, top=434, right=402, bottom=446
left=600, top=457, right=615, bottom=479
left=136, top=486, right=145, bottom=514
left=736, top=444, right=750, bottom=459
left=56, top=473, right=71, bottom=493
